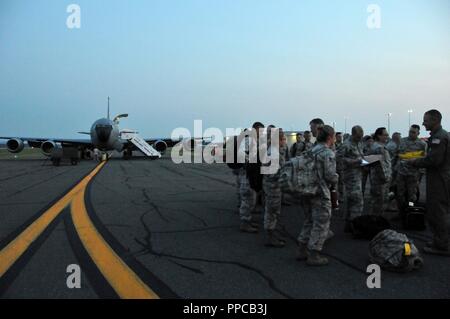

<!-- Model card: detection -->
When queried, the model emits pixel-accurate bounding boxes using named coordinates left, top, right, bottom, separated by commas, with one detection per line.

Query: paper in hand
left=362, top=155, right=383, bottom=165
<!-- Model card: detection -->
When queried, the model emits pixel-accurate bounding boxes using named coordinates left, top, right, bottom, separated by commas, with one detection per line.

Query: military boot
left=240, top=222, right=258, bottom=233
left=296, top=242, right=308, bottom=261
left=306, top=250, right=329, bottom=266
left=264, top=231, right=285, bottom=248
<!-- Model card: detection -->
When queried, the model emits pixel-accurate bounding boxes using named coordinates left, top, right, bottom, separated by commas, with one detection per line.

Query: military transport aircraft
left=0, top=98, right=181, bottom=160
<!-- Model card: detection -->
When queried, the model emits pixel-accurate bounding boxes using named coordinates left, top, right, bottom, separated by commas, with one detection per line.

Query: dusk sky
left=1, top=0, right=449, bottom=139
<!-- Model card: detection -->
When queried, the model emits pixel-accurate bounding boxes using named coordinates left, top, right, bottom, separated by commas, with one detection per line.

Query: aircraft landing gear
left=123, top=148, right=132, bottom=160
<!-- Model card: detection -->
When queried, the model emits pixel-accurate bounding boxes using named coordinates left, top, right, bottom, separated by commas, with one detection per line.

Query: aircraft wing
left=0, top=136, right=93, bottom=147
left=143, top=137, right=182, bottom=148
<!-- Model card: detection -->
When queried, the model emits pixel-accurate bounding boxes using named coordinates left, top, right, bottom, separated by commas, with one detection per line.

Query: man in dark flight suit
left=408, top=109, right=450, bottom=256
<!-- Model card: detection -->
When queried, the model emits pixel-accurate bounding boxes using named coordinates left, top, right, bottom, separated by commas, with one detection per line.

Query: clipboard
left=361, top=154, right=382, bottom=166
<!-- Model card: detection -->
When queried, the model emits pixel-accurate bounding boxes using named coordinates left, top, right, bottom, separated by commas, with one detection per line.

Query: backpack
left=279, top=149, right=323, bottom=196
left=351, top=215, right=391, bottom=240
left=279, top=159, right=298, bottom=194
left=369, top=229, right=423, bottom=273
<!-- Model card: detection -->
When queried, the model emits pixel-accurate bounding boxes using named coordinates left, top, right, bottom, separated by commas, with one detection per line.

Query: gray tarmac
left=0, top=153, right=449, bottom=299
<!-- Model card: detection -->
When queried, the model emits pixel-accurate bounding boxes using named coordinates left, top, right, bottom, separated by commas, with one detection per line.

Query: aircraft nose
left=95, top=125, right=112, bottom=142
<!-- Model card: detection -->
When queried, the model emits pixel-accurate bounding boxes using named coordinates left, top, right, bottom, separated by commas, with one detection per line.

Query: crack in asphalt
left=0, top=201, right=49, bottom=206
left=277, top=224, right=368, bottom=275
left=167, top=259, right=204, bottom=274
left=133, top=210, right=294, bottom=299
left=183, top=166, right=236, bottom=187
left=157, top=163, right=186, bottom=177
left=142, top=188, right=171, bottom=223
left=171, top=208, right=208, bottom=227
left=0, top=165, right=52, bottom=182
left=164, top=190, right=224, bottom=196
left=7, top=168, right=73, bottom=197
left=150, top=225, right=237, bottom=234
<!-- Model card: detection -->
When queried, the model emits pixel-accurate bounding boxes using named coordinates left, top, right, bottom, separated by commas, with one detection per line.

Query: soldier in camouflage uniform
left=396, top=125, right=427, bottom=221
left=303, top=131, right=314, bottom=152
left=386, top=132, right=401, bottom=201
left=297, top=125, right=339, bottom=266
left=334, top=132, right=345, bottom=203
left=408, top=110, right=450, bottom=255
left=336, top=126, right=365, bottom=232
left=232, top=168, right=242, bottom=206
left=239, top=122, right=265, bottom=233
left=335, top=132, right=343, bottom=149
left=386, top=132, right=401, bottom=162
left=362, top=135, right=374, bottom=194
left=290, top=133, right=305, bottom=158
left=261, top=128, right=287, bottom=247
left=368, top=128, right=392, bottom=216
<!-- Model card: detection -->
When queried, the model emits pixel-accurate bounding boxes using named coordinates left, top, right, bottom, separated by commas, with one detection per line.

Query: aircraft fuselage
left=90, top=118, right=123, bottom=152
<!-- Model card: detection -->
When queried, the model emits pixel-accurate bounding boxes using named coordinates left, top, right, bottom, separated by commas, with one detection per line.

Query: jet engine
left=41, top=140, right=57, bottom=156
left=6, top=138, right=25, bottom=153
left=153, top=140, right=168, bottom=153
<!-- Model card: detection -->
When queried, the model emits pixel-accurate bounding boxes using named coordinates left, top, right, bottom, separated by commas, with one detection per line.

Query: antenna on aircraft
left=107, top=96, right=110, bottom=120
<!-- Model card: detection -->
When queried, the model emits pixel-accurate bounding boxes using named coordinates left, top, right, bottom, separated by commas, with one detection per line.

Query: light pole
left=408, top=109, right=413, bottom=128
left=344, top=117, right=349, bottom=134
left=387, top=113, right=392, bottom=133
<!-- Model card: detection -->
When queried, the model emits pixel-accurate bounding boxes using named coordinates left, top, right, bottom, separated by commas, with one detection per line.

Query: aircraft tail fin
left=107, top=96, right=110, bottom=120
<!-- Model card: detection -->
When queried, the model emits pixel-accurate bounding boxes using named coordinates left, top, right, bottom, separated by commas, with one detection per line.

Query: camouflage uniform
left=239, top=167, right=257, bottom=222
left=262, top=144, right=287, bottom=230
left=368, top=142, right=392, bottom=216
left=232, top=168, right=243, bottom=204
left=297, top=144, right=339, bottom=252
left=362, top=143, right=371, bottom=194
left=336, top=137, right=364, bottom=221
left=304, top=141, right=313, bottom=152
left=290, top=141, right=306, bottom=157
left=334, top=141, right=345, bottom=202
left=395, top=137, right=427, bottom=212
left=238, top=137, right=257, bottom=223
left=282, top=144, right=290, bottom=161
left=386, top=140, right=399, bottom=189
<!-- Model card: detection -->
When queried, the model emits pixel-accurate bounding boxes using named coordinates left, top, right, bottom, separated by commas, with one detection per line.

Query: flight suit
left=412, top=126, right=450, bottom=250
left=396, top=137, right=427, bottom=213
left=336, top=138, right=364, bottom=221
left=297, top=144, right=339, bottom=252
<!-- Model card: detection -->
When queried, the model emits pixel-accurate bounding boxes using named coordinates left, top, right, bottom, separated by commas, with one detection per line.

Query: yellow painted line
left=70, top=187, right=159, bottom=299
left=0, top=161, right=106, bottom=278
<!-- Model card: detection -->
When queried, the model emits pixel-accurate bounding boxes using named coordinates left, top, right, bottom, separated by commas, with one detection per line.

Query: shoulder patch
left=432, top=138, right=441, bottom=144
